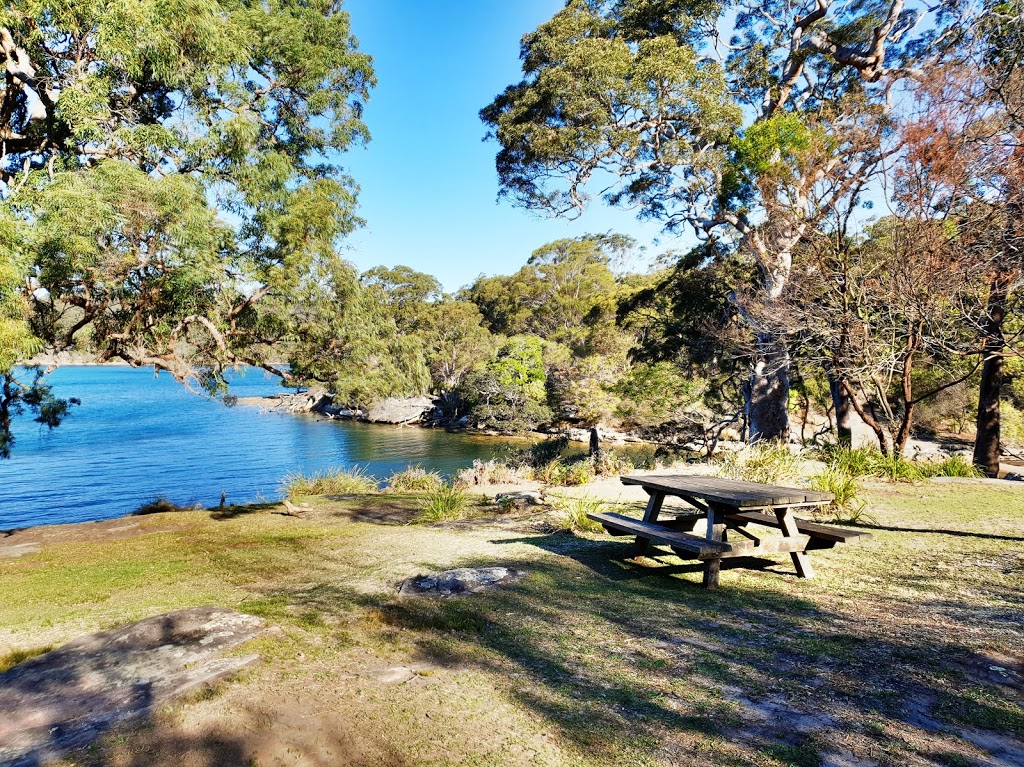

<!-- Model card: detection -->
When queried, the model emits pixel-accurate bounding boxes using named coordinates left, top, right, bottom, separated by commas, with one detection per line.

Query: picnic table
left=588, top=475, right=870, bottom=589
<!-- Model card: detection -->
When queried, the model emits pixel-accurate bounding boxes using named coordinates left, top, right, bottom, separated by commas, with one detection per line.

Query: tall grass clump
left=133, top=498, right=200, bottom=515
left=283, top=466, right=379, bottom=498
left=716, top=442, right=798, bottom=484
left=815, top=445, right=880, bottom=477
left=550, top=495, right=607, bottom=534
left=809, top=466, right=870, bottom=523
left=417, top=483, right=471, bottom=523
left=385, top=466, right=445, bottom=493
left=920, top=455, right=983, bottom=478
left=815, top=445, right=974, bottom=483
left=456, top=459, right=524, bottom=486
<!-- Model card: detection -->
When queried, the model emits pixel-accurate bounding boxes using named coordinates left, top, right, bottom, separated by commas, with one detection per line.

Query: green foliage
left=613, top=361, right=704, bottom=429
left=715, top=442, right=798, bottom=484
left=288, top=267, right=433, bottom=407
left=417, top=483, right=471, bottom=523
left=549, top=495, right=607, bottom=534
left=385, top=467, right=445, bottom=493
left=0, top=0, right=374, bottom=452
left=461, top=336, right=552, bottom=433
left=283, top=466, right=380, bottom=498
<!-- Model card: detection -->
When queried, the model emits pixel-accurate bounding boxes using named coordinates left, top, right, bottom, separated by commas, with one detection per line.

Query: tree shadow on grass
left=207, top=502, right=283, bottom=521
left=364, top=534, right=1024, bottom=766
left=848, top=521, right=1024, bottom=542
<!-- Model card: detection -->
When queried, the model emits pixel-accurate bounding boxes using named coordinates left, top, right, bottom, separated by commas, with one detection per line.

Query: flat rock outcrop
left=399, top=567, right=524, bottom=598
left=0, top=607, right=265, bottom=767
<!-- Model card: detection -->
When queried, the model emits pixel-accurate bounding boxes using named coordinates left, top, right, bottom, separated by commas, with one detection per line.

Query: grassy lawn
left=0, top=481, right=1021, bottom=766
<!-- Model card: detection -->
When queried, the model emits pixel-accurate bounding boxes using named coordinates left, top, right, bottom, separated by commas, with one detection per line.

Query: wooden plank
left=589, top=513, right=731, bottom=557
left=726, top=511, right=870, bottom=544
left=776, top=508, right=814, bottom=578
left=621, top=474, right=833, bottom=507
left=630, top=491, right=665, bottom=558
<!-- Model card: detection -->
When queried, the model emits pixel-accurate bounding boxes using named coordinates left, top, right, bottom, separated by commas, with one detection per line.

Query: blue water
left=0, top=366, right=515, bottom=530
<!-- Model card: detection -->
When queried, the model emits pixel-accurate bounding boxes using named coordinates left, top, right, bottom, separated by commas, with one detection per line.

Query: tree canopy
left=0, top=0, right=373, bottom=451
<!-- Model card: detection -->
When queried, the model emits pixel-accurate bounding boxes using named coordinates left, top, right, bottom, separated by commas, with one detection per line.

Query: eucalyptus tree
left=972, top=0, right=1024, bottom=475
left=0, top=0, right=373, bottom=453
left=482, top=0, right=971, bottom=441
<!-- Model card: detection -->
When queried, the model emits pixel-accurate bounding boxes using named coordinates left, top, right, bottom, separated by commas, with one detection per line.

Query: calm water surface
left=0, top=366, right=517, bottom=529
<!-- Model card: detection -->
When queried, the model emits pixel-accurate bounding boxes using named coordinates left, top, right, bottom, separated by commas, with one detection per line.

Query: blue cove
left=0, top=366, right=514, bottom=530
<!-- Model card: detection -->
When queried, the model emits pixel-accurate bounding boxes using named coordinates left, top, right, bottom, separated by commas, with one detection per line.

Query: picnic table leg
left=702, top=504, right=729, bottom=589
left=630, top=491, right=665, bottom=558
left=775, top=508, right=815, bottom=578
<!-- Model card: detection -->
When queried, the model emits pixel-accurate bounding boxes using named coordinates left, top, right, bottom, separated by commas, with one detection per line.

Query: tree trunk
left=829, top=375, right=853, bottom=446
left=973, top=277, right=1009, bottom=478
left=975, top=139, right=1023, bottom=477
left=748, top=332, right=790, bottom=442
left=842, top=380, right=891, bottom=455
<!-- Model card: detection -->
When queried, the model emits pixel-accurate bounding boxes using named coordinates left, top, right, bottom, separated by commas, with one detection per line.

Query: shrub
left=809, top=467, right=869, bottom=523
left=418, top=483, right=471, bottom=523
left=385, top=466, right=445, bottom=493
left=716, top=442, right=797, bottom=484
left=592, top=450, right=634, bottom=477
left=550, top=495, right=607, bottom=534
left=282, top=466, right=379, bottom=497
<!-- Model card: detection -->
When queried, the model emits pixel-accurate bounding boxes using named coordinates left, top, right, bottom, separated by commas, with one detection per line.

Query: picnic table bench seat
left=590, top=474, right=871, bottom=589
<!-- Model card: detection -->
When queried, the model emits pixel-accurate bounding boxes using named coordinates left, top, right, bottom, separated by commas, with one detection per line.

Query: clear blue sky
left=340, top=0, right=680, bottom=293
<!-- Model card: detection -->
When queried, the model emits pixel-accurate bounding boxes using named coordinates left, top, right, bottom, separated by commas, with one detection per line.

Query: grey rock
left=399, top=567, right=524, bottom=598
left=365, top=396, right=437, bottom=424
left=0, top=607, right=265, bottom=767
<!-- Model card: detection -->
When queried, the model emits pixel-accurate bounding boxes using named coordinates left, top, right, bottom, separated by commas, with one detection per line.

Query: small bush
left=809, top=466, right=870, bottom=523
left=919, top=455, right=983, bottom=478
left=385, top=466, right=445, bottom=493
left=133, top=498, right=200, bottom=515
left=418, top=483, right=471, bottom=523
left=592, top=450, right=634, bottom=477
left=550, top=495, right=606, bottom=534
left=716, top=442, right=797, bottom=484
left=282, top=466, right=379, bottom=497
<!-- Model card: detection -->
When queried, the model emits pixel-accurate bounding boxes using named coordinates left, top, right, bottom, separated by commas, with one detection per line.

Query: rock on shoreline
left=235, top=390, right=439, bottom=425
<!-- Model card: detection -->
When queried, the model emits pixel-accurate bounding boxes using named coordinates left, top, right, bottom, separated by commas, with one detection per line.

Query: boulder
left=0, top=607, right=265, bottom=767
left=365, top=396, right=437, bottom=424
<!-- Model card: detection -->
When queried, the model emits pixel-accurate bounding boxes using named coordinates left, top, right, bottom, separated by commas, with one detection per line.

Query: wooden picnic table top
left=620, top=474, right=834, bottom=508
